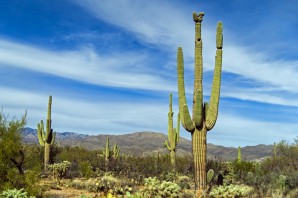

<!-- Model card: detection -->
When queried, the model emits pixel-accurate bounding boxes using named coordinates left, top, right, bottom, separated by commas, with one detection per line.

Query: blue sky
left=1, top=0, right=298, bottom=147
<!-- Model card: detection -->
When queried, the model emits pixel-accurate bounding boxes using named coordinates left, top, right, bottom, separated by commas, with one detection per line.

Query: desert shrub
left=70, top=173, right=129, bottom=195
left=177, top=175, right=192, bottom=190
left=141, top=177, right=181, bottom=198
left=79, top=161, right=94, bottom=178
left=1, top=188, right=36, bottom=198
left=209, top=184, right=253, bottom=198
left=55, top=146, right=101, bottom=173
left=262, top=139, right=298, bottom=175
left=286, top=171, right=298, bottom=190
left=22, top=145, right=43, bottom=173
left=48, top=160, right=71, bottom=183
left=0, top=111, right=41, bottom=196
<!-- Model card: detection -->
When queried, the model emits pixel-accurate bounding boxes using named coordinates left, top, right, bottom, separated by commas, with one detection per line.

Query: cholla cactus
left=177, top=12, right=223, bottom=191
left=209, top=184, right=253, bottom=198
left=37, top=95, right=56, bottom=172
left=48, top=161, right=71, bottom=184
left=164, top=93, right=180, bottom=171
left=142, top=177, right=181, bottom=198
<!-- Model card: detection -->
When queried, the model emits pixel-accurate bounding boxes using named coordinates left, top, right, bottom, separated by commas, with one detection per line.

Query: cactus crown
left=177, top=12, right=223, bottom=133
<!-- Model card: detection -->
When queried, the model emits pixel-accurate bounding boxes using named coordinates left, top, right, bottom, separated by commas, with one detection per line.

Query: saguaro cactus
left=37, top=95, right=56, bottom=172
left=273, top=142, right=277, bottom=159
left=177, top=12, right=223, bottom=191
left=105, top=136, right=110, bottom=169
left=113, top=142, right=120, bottom=160
left=164, top=93, right=180, bottom=171
left=238, top=146, right=242, bottom=163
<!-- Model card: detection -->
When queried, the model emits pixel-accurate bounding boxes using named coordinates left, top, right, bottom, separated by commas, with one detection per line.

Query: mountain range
left=21, top=127, right=274, bottom=161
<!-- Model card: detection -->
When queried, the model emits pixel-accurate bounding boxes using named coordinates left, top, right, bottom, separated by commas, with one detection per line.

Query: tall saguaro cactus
left=177, top=12, right=223, bottom=191
left=164, top=93, right=180, bottom=171
left=37, top=95, right=56, bottom=172
left=238, top=146, right=242, bottom=163
left=105, top=136, right=110, bottom=169
left=113, top=142, right=120, bottom=160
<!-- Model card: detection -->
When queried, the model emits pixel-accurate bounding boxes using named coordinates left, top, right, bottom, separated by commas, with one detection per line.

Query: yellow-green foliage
left=141, top=177, right=181, bottom=198
left=209, top=184, right=253, bottom=198
left=1, top=188, right=36, bottom=198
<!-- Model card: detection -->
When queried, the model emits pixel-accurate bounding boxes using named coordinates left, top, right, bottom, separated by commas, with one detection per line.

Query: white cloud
left=0, top=39, right=175, bottom=91
left=0, top=87, right=171, bottom=134
left=209, top=113, right=298, bottom=147
left=73, top=0, right=298, bottom=102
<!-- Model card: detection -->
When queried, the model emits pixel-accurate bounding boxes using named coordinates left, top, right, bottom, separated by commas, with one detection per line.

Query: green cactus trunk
left=238, top=146, right=242, bottom=163
left=193, top=128, right=207, bottom=189
left=44, top=143, right=50, bottom=170
left=105, top=136, right=110, bottom=170
left=177, top=12, right=223, bottom=192
left=37, top=96, right=56, bottom=172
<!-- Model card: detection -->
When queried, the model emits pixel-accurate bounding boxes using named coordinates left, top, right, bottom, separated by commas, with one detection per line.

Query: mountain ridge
left=21, top=127, right=274, bottom=161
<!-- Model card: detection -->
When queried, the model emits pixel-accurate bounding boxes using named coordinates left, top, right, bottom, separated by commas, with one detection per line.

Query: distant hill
left=21, top=127, right=274, bottom=161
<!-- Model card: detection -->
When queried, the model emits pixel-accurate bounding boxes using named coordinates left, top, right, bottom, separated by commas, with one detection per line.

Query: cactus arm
left=50, top=131, right=56, bottom=145
left=48, top=96, right=52, bottom=120
left=176, top=112, right=180, bottom=143
left=206, top=22, right=223, bottom=131
left=204, top=102, right=209, bottom=118
left=177, top=47, right=195, bottom=132
left=207, top=169, right=214, bottom=183
left=37, top=121, right=45, bottom=146
left=168, top=93, right=174, bottom=143
left=164, top=140, right=172, bottom=151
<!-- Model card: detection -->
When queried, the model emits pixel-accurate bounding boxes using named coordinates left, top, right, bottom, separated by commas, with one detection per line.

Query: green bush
left=0, top=111, right=41, bottom=196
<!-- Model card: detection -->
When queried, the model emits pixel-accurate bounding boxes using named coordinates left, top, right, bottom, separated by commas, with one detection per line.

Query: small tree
left=0, top=110, right=39, bottom=195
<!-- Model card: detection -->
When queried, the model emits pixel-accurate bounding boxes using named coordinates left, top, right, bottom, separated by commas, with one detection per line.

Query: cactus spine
left=164, top=93, right=180, bottom=171
left=177, top=12, right=223, bottom=191
left=238, top=146, right=242, bottom=163
left=37, top=95, right=56, bottom=172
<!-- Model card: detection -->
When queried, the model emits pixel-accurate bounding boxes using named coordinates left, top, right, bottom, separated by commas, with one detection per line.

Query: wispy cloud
left=0, top=86, right=171, bottom=134
left=1, top=0, right=298, bottom=147
left=0, top=39, right=175, bottom=91
left=73, top=0, right=298, bottom=103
